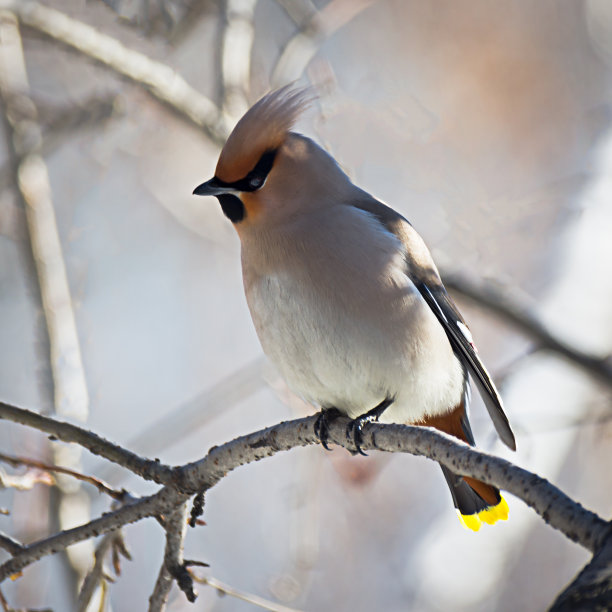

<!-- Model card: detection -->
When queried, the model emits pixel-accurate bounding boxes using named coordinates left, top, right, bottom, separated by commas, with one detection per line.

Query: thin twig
left=0, top=452, right=125, bottom=500
left=0, top=488, right=182, bottom=582
left=77, top=532, right=114, bottom=612
left=0, top=588, right=8, bottom=612
left=76, top=529, right=130, bottom=611
left=0, top=402, right=174, bottom=484
left=0, top=467, right=53, bottom=491
left=149, top=503, right=192, bottom=611
left=194, top=573, right=302, bottom=612
left=443, top=272, right=612, bottom=388
left=2, top=0, right=230, bottom=144
left=149, top=558, right=173, bottom=611
left=0, top=533, right=24, bottom=555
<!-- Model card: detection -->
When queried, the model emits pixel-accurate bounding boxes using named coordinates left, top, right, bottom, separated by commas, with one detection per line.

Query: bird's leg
left=314, top=407, right=343, bottom=450
left=347, top=397, right=394, bottom=456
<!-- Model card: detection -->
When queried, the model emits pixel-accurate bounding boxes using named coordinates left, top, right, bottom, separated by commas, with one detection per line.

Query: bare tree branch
left=0, top=488, right=179, bottom=582
left=76, top=526, right=132, bottom=611
left=0, top=466, right=53, bottom=491
left=0, top=403, right=609, bottom=599
left=149, top=502, right=192, bottom=611
left=0, top=452, right=126, bottom=500
left=77, top=532, right=114, bottom=612
left=443, top=272, right=612, bottom=388
left=149, top=555, right=173, bottom=611
left=1, top=0, right=231, bottom=144
left=172, top=415, right=612, bottom=552
left=0, top=586, right=52, bottom=612
left=0, top=533, right=24, bottom=556
left=0, top=403, right=174, bottom=484
left=551, top=530, right=612, bottom=611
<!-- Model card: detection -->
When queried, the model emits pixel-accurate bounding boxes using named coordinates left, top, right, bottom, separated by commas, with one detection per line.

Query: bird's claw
left=346, top=415, right=374, bottom=456
left=314, top=408, right=342, bottom=450
left=346, top=397, right=395, bottom=456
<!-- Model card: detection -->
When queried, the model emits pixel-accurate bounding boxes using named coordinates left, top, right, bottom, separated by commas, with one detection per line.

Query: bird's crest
left=215, top=85, right=313, bottom=183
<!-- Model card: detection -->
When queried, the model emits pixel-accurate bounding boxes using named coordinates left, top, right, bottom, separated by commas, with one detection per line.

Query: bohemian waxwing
left=193, top=86, right=515, bottom=531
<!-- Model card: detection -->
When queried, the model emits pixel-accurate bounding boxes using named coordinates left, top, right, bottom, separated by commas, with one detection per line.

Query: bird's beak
left=192, top=177, right=236, bottom=197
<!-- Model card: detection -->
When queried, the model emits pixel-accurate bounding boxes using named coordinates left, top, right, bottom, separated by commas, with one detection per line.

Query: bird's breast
left=240, top=205, right=465, bottom=421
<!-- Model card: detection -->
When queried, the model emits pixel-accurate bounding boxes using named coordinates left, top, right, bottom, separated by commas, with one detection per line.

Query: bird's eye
left=249, top=176, right=263, bottom=189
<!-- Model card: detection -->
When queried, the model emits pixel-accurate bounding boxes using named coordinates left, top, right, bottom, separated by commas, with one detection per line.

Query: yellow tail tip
left=458, top=496, right=509, bottom=531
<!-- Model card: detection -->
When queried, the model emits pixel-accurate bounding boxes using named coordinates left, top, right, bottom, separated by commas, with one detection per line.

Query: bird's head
left=193, top=86, right=351, bottom=230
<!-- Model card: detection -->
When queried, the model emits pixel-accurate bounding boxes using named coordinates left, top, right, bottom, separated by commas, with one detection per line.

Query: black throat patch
left=216, top=194, right=245, bottom=223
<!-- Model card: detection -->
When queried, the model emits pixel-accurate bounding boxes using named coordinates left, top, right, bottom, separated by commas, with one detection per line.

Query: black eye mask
left=211, top=148, right=278, bottom=193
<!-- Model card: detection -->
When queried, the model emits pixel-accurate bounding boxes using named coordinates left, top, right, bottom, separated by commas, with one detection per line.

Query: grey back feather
left=350, top=194, right=516, bottom=450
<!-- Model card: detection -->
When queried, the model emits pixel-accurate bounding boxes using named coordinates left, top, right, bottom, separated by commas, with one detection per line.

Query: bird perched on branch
left=193, top=86, right=515, bottom=531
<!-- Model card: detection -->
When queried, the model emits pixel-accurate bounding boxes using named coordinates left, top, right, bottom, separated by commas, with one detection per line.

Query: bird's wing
left=351, top=193, right=516, bottom=450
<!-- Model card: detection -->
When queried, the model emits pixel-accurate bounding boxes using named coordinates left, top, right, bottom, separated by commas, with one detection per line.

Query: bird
left=193, top=86, right=515, bottom=531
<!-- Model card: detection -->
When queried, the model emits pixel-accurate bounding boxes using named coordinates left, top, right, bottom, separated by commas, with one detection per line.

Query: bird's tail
left=418, top=397, right=509, bottom=531
left=439, top=465, right=509, bottom=532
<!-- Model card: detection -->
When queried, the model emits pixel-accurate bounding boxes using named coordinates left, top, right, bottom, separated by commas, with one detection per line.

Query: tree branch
left=0, top=488, right=182, bottom=582
left=0, top=404, right=609, bottom=594
left=0, top=452, right=125, bottom=500
left=77, top=532, right=114, bottom=612
left=0, top=533, right=24, bottom=556
left=173, top=415, right=611, bottom=552
left=149, top=502, right=193, bottom=611
left=0, top=403, right=174, bottom=484
left=550, top=530, right=612, bottom=611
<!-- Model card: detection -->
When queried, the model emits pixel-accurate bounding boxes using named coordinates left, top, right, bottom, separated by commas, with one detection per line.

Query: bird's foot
left=347, top=397, right=394, bottom=456
left=314, top=407, right=343, bottom=450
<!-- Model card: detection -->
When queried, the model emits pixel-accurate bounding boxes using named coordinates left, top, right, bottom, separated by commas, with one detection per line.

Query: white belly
left=246, top=266, right=465, bottom=424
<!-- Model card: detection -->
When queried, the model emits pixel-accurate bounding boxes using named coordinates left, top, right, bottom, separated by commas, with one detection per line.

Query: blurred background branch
left=443, top=271, right=612, bottom=388
left=271, top=0, right=379, bottom=87
left=2, top=0, right=230, bottom=143
left=220, top=0, right=256, bottom=121
left=0, top=6, right=92, bottom=601
left=0, top=95, right=120, bottom=200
